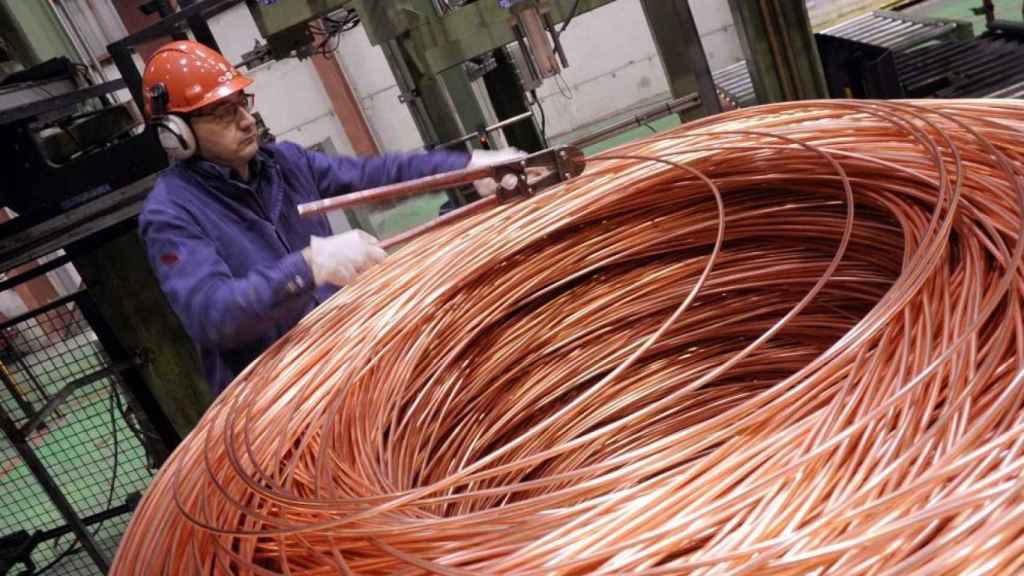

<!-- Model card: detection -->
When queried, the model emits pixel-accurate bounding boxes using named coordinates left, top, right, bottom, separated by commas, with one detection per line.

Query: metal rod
left=511, top=23, right=542, bottom=83
left=570, top=93, right=701, bottom=149
left=0, top=403, right=111, bottom=572
left=436, top=111, right=536, bottom=149
left=381, top=196, right=500, bottom=250
left=109, top=44, right=144, bottom=114
left=47, top=0, right=112, bottom=90
left=299, top=165, right=496, bottom=217
left=672, top=0, right=720, bottom=116
left=20, top=359, right=140, bottom=437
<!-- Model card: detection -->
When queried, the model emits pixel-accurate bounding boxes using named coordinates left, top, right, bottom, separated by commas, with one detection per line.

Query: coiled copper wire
left=112, top=99, right=1024, bottom=575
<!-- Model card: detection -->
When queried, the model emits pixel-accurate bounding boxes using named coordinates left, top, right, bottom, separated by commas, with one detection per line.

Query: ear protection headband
left=148, top=82, right=197, bottom=161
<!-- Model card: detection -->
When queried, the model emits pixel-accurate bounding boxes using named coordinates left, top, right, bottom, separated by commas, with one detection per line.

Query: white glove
left=306, top=230, right=386, bottom=288
left=469, top=148, right=527, bottom=197
left=468, top=148, right=527, bottom=169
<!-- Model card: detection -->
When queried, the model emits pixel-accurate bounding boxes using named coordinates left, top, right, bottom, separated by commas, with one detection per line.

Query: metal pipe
left=570, top=93, right=701, bottom=149
left=512, top=3, right=560, bottom=78
left=435, top=111, right=536, bottom=149
left=299, top=164, right=497, bottom=216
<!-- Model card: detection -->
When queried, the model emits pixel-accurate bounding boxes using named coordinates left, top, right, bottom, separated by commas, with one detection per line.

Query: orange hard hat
left=143, top=40, right=253, bottom=116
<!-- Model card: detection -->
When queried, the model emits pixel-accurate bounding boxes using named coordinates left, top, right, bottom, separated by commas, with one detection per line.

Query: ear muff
left=147, top=82, right=196, bottom=161
left=153, top=115, right=197, bottom=161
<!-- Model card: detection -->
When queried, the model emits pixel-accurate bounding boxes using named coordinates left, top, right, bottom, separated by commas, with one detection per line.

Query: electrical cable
left=35, top=379, right=123, bottom=575
left=530, top=89, right=548, bottom=148
left=313, top=9, right=360, bottom=58
left=111, top=99, right=1024, bottom=575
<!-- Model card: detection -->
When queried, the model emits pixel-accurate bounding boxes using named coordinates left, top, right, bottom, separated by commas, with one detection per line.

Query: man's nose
left=237, top=107, right=256, bottom=130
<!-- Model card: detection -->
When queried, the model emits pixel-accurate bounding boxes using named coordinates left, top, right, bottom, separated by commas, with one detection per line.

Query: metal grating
left=0, top=292, right=158, bottom=575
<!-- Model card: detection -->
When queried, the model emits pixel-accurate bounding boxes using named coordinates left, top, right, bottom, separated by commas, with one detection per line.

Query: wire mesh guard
left=1, top=294, right=160, bottom=575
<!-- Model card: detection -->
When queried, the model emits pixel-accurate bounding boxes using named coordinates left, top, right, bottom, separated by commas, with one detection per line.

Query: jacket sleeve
left=139, top=199, right=316, bottom=351
left=292, top=142, right=471, bottom=199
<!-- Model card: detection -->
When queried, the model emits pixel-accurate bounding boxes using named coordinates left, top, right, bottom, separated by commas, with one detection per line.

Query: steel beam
left=72, top=233, right=209, bottom=440
left=639, top=0, right=721, bottom=118
left=728, top=0, right=827, bottom=103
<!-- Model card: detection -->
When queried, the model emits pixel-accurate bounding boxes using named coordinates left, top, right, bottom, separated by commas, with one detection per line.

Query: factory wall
left=333, top=26, right=426, bottom=151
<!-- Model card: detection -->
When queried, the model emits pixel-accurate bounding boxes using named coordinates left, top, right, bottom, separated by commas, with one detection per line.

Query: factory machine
left=0, top=0, right=828, bottom=573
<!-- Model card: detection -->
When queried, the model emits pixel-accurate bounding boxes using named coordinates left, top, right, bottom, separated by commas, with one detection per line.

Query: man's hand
left=303, top=230, right=386, bottom=288
left=469, top=148, right=527, bottom=197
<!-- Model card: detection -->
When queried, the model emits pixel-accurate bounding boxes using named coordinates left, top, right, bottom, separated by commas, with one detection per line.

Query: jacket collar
left=188, top=147, right=270, bottom=185
left=185, top=146, right=283, bottom=222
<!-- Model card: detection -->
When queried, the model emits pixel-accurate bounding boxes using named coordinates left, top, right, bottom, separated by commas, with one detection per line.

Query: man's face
left=189, top=92, right=259, bottom=168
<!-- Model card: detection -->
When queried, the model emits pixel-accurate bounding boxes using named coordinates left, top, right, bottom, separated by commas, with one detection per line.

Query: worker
left=139, top=41, right=520, bottom=395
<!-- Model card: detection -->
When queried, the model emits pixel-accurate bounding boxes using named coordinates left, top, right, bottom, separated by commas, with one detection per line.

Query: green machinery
left=247, top=0, right=724, bottom=155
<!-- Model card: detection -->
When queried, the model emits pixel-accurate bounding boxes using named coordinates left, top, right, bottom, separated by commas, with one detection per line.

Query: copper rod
left=297, top=164, right=495, bottom=217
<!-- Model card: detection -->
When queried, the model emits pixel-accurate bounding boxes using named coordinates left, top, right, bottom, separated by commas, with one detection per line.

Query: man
left=139, top=41, right=519, bottom=395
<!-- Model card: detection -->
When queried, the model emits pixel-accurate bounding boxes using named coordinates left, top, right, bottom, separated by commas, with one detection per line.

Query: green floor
left=364, top=192, right=450, bottom=241
left=903, top=0, right=1022, bottom=35
left=1, top=345, right=154, bottom=575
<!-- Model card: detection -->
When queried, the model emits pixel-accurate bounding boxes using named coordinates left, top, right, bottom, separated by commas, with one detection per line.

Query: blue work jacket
left=139, top=142, right=469, bottom=395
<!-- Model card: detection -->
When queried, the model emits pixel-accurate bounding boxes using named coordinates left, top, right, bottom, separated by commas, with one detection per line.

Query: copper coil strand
left=112, top=99, right=1024, bottom=575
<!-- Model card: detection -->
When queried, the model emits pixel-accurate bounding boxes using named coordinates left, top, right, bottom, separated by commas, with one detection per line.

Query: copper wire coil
left=113, top=99, right=1024, bottom=575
